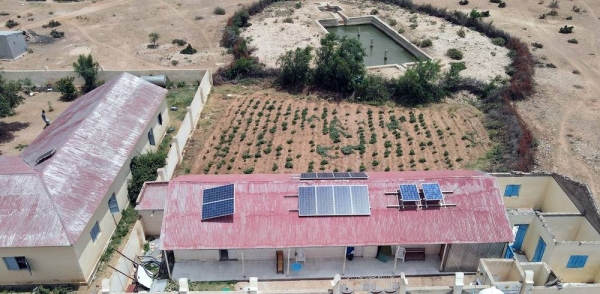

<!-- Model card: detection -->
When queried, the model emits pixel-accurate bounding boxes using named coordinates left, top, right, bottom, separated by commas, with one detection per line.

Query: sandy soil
left=0, top=0, right=255, bottom=71
left=0, top=92, right=69, bottom=156
left=180, top=82, right=491, bottom=176
left=243, top=0, right=511, bottom=80
left=404, top=0, right=600, bottom=200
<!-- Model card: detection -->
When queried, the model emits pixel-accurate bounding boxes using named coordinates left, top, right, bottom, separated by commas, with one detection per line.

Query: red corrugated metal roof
left=136, top=181, right=169, bottom=211
left=160, top=171, right=514, bottom=250
left=0, top=73, right=167, bottom=247
left=0, top=156, right=34, bottom=174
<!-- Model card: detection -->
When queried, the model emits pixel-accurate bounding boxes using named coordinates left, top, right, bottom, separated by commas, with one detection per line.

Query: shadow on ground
left=0, top=121, right=30, bottom=145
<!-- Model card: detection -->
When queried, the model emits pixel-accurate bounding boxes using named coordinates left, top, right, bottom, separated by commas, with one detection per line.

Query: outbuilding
left=0, top=31, right=27, bottom=59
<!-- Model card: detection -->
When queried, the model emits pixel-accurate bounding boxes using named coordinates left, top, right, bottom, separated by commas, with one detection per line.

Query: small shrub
left=180, top=44, right=197, bottom=54
left=498, top=2, right=506, bottom=8
left=539, top=14, right=547, bottom=19
left=567, top=38, right=578, bottom=44
left=283, top=17, right=294, bottom=23
left=545, top=63, right=557, bottom=68
left=195, top=16, right=204, bottom=20
left=446, top=48, right=463, bottom=60
left=388, top=19, right=398, bottom=26
left=243, top=166, right=255, bottom=174
left=547, top=9, right=558, bottom=16
left=565, top=16, right=572, bottom=20
left=531, top=42, right=544, bottom=49
left=272, top=163, right=278, bottom=171
left=459, top=0, right=469, bottom=5
left=214, top=6, right=226, bottom=15
left=42, top=19, right=61, bottom=28
left=457, top=28, right=466, bottom=38
left=572, top=70, right=580, bottom=74
left=420, top=39, right=433, bottom=48
left=172, top=39, right=187, bottom=46
left=5, top=19, right=19, bottom=28
left=548, top=0, right=559, bottom=9
left=491, top=37, right=506, bottom=46
left=490, top=0, right=501, bottom=3
left=559, top=25, right=574, bottom=33
left=50, top=29, right=64, bottom=38
left=370, top=9, right=379, bottom=15
left=572, top=5, right=581, bottom=12
left=372, top=160, right=379, bottom=167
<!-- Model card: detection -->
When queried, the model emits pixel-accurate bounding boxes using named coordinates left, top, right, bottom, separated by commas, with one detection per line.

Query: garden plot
left=180, top=84, right=492, bottom=175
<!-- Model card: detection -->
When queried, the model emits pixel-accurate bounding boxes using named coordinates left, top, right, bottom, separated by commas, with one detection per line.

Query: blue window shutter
left=504, top=185, right=521, bottom=197
left=148, top=128, right=155, bottom=146
left=567, top=255, right=588, bottom=268
left=578, top=256, right=588, bottom=267
left=108, top=193, right=119, bottom=214
left=90, top=221, right=101, bottom=242
left=3, top=257, right=18, bottom=270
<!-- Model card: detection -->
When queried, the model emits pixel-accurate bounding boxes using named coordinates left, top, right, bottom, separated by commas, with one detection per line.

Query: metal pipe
left=107, top=264, right=136, bottom=281
left=242, top=250, right=246, bottom=278
left=370, top=38, right=374, bottom=47
left=342, top=247, right=347, bottom=275
left=384, top=50, right=388, bottom=60
left=393, top=246, right=399, bottom=274
left=287, top=248, right=291, bottom=277
left=116, top=250, right=138, bottom=266
left=358, top=27, right=361, bottom=36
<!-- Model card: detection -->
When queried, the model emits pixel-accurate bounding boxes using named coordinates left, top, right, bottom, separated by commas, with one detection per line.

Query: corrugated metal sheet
left=136, top=181, right=169, bottom=211
left=0, top=73, right=167, bottom=247
left=160, top=170, right=514, bottom=250
left=0, top=156, right=34, bottom=174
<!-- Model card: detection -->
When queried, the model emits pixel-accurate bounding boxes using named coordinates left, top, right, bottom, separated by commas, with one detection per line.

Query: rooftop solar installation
left=298, top=185, right=370, bottom=216
left=422, top=183, right=444, bottom=200
left=399, top=184, right=420, bottom=202
left=300, top=172, right=368, bottom=180
left=201, top=184, right=235, bottom=220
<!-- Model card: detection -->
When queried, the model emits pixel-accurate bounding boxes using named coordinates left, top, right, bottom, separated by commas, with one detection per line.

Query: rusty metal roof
left=136, top=181, right=169, bottom=211
left=0, top=73, right=167, bottom=247
left=160, top=170, right=514, bottom=250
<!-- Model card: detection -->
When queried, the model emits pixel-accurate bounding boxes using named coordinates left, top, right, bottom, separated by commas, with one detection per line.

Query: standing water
left=326, top=24, right=418, bottom=66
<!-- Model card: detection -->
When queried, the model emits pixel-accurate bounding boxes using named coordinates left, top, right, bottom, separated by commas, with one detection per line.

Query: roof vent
left=35, top=148, right=56, bottom=165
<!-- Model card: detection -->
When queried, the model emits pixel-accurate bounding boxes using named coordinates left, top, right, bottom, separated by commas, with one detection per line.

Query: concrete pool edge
left=315, top=12, right=432, bottom=69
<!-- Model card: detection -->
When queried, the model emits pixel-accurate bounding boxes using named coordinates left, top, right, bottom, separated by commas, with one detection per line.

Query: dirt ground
left=0, top=0, right=255, bottom=70
left=243, top=0, right=511, bottom=80
left=0, top=92, right=69, bottom=156
left=180, top=82, right=491, bottom=176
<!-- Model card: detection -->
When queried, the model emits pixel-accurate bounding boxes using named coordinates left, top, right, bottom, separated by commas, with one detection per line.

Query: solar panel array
left=399, top=184, right=420, bottom=202
left=201, top=184, right=235, bottom=220
left=298, top=185, right=370, bottom=216
left=300, top=172, right=368, bottom=180
left=422, top=183, right=444, bottom=200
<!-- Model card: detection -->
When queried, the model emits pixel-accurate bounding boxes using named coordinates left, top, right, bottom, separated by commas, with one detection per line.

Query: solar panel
left=298, top=185, right=370, bottom=216
left=202, top=199, right=234, bottom=220
left=351, top=185, right=370, bottom=215
left=298, top=186, right=317, bottom=216
left=334, top=186, right=352, bottom=215
left=203, top=184, right=235, bottom=204
left=422, top=183, right=444, bottom=200
left=300, top=173, right=318, bottom=180
left=201, top=184, right=235, bottom=220
left=349, top=172, right=368, bottom=179
left=333, top=172, right=351, bottom=179
left=399, top=184, right=420, bottom=202
left=318, top=173, right=335, bottom=179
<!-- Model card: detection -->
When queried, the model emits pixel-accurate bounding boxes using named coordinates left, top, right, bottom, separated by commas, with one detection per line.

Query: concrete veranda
left=172, top=255, right=444, bottom=282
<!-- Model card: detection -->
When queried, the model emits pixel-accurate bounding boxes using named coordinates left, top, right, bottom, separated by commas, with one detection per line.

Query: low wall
left=0, top=69, right=206, bottom=86
left=108, top=221, right=146, bottom=293
left=317, top=15, right=431, bottom=66
left=157, top=69, right=212, bottom=181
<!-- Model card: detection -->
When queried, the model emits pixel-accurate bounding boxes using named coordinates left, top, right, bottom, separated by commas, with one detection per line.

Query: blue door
left=532, top=237, right=546, bottom=262
left=504, top=245, right=514, bottom=259
left=513, top=224, right=529, bottom=250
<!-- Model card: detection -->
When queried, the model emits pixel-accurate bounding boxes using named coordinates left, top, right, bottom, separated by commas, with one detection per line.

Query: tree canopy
left=313, top=34, right=366, bottom=95
left=73, top=54, right=100, bottom=94
left=55, top=76, right=78, bottom=101
left=0, top=74, right=24, bottom=118
left=277, top=46, right=313, bottom=91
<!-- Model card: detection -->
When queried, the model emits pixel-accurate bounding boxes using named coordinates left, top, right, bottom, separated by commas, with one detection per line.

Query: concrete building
left=0, top=31, right=27, bottom=59
left=136, top=170, right=514, bottom=281
left=0, top=73, right=169, bottom=285
left=497, top=173, right=600, bottom=284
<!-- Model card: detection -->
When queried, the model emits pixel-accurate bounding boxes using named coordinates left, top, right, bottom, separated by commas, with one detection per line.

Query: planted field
left=181, top=85, right=491, bottom=175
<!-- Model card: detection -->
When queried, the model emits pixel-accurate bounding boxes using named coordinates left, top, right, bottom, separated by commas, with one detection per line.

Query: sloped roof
left=135, top=181, right=169, bottom=211
left=0, top=73, right=167, bottom=247
left=160, top=170, right=514, bottom=250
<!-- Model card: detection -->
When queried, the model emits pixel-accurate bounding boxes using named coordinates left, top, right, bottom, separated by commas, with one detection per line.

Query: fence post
left=157, top=168, right=166, bottom=181
left=179, top=278, right=189, bottom=294
left=171, top=137, right=181, bottom=162
left=187, top=107, right=194, bottom=130
left=101, top=279, right=110, bottom=294
left=453, top=272, right=464, bottom=294
left=398, top=273, right=408, bottom=294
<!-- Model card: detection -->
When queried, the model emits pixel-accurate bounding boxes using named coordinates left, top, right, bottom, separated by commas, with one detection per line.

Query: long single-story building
left=137, top=170, right=514, bottom=281
left=0, top=73, right=169, bottom=285
left=0, top=31, right=27, bottom=59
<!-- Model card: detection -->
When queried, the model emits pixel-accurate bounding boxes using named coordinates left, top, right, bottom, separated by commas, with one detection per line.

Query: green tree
left=127, top=151, right=167, bottom=204
left=148, top=32, right=160, bottom=48
left=55, top=76, right=78, bottom=101
left=393, top=60, right=445, bottom=106
left=0, top=74, right=24, bottom=118
left=313, top=34, right=366, bottom=95
left=73, top=54, right=100, bottom=93
left=277, top=46, right=313, bottom=91
left=353, top=74, right=392, bottom=104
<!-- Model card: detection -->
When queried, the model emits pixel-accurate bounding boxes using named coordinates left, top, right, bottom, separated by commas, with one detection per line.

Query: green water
left=326, top=24, right=418, bottom=66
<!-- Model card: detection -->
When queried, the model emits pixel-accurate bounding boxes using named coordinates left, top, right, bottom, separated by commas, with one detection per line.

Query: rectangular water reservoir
left=326, top=24, right=418, bottom=66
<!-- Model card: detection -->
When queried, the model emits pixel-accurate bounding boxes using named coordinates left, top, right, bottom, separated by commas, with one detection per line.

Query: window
left=148, top=128, right=155, bottom=146
left=158, top=113, right=163, bottom=126
left=90, top=221, right=101, bottom=242
left=567, top=255, right=588, bottom=268
left=504, top=184, right=521, bottom=197
left=3, top=256, right=29, bottom=270
left=108, top=193, right=119, bottom=214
